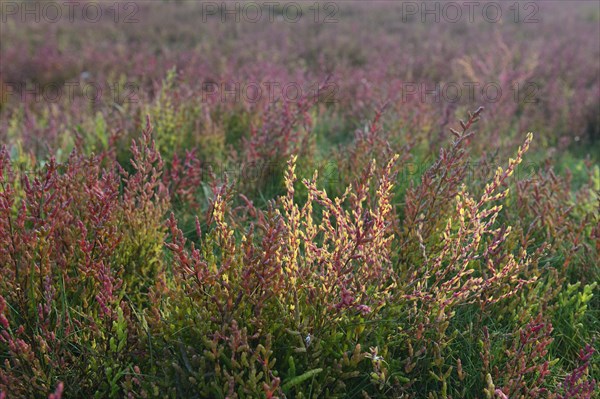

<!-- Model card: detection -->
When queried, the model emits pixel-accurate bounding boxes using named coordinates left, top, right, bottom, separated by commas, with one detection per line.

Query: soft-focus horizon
left=1, top=1, right=598, bottom=398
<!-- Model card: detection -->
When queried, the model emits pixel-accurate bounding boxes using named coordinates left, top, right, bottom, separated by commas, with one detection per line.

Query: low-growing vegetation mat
left=0, top=1, right=598, bottom=398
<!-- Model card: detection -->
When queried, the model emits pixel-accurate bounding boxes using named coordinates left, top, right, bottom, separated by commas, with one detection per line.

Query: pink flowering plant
left=1, top=1, right=598, bottom=398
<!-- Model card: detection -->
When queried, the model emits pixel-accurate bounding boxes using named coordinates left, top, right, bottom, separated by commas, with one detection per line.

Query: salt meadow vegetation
left=0, top=0, right=599, bottom=398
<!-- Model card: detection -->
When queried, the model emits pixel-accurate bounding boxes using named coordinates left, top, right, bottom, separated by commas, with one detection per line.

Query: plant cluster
left=0, top=1, right=598, bottom=398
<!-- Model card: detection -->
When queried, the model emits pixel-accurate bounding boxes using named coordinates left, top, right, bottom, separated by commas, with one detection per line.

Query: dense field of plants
left=0, top=1, right=599, bottom=398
